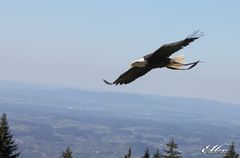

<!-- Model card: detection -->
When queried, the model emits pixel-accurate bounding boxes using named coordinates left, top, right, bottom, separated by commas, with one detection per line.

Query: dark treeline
left=0, top=113, right=239, bottom=158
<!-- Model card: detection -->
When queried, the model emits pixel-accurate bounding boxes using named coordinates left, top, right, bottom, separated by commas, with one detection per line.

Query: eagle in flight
left=104, top=31, right=203, bottom=85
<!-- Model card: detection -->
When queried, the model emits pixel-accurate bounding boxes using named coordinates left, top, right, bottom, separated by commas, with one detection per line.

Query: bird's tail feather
left=167, top=60, right=200, bottom=70
left=168, top=55, right=185, bottom=69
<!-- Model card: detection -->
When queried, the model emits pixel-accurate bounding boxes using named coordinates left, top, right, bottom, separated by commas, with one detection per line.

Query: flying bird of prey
left=103, top=31, right=203, bottom=85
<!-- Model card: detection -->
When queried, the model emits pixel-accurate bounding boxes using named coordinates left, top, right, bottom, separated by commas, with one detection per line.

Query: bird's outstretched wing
left=103, top=66, right=152, bottom=85
left=144, top=30, right=203, bottom=61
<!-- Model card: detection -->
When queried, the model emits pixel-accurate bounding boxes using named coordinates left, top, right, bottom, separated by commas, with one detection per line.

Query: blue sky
left=0, top=1, right=240, bottom=103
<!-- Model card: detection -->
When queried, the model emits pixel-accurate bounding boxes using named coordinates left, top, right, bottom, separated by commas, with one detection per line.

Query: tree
left=162, top=138, right=182, bottom=158
left=124, top=148, right=131, bottom=158
left=142, top=148, right=150, bottom=158
left=60, top=147, right=73, bottom=158
left=223, top=142, right=239, bottom=158
left=152, top=149, right=162, bottom=158
left=0, top=113, right=20, bottom=158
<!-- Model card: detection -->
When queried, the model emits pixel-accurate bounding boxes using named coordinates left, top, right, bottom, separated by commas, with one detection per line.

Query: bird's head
left=131, top=61, right=139, bottom=67
left=131, top=58, right=147, bottom=67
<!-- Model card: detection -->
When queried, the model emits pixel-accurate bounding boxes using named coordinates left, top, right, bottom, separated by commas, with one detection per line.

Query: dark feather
left=104, top=66, right=152, bottom=85
left=144, top=30, right=203, bottom=62
left=103, top=79, right=113, bottom=85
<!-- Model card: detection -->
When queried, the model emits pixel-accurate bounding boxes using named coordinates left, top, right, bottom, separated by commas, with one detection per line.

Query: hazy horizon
left=0, top=79, right=239, bottom=106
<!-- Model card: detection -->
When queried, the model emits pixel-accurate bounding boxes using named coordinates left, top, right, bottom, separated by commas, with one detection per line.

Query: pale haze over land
left=0, top=1, right=240, bottom=104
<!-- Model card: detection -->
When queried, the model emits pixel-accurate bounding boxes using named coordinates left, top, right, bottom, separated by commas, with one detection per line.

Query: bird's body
left=104, top=31, right=203, bottom=85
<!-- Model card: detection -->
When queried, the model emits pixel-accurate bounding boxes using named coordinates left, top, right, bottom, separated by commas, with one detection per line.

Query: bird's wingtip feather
left=187, top=60, right=200, bottom=70
left=103, top=79, right=113, bottom=85
left=188, top=30, right=204, bottom=39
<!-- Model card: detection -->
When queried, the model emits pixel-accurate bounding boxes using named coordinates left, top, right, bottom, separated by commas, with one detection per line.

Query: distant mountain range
left=0, top=80, right=239, bottom=158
